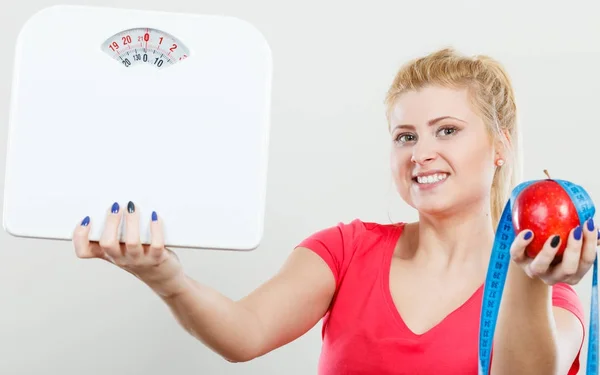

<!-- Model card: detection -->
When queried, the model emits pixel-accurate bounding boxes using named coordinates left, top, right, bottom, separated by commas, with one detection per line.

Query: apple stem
left=543, top=169, right=551, bottom=179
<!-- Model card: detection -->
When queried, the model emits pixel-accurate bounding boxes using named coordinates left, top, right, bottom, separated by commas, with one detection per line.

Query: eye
left=437, top=126, right=458, bottom=137
left=395, top=133, right=417, bottom=143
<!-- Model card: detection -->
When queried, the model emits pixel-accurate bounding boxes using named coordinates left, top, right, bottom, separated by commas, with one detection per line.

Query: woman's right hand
left=72, top=201, right=188, bottom=298
left=73, top=200, right=338, bottom=362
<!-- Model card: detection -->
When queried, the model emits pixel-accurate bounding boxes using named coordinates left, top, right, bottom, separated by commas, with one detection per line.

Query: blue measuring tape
left=478, top=179, right=598, bottom=374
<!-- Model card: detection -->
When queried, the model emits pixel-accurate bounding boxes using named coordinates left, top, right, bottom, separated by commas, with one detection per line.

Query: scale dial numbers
left=100, top=27, right=190, bottom=69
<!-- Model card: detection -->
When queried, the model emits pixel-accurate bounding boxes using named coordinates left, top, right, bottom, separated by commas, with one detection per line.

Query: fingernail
left=127, top=201, right=135, bottom=213
left=81, top=216, right=90, bottom=226
left=574, top=226, right=582, bottom=241
left=111, top=202, right=119, bottom=214
left=152, top=211, right=157, bottom=221
left=524, top=230, right=533, bottom=240
left=550, top=235, right=560, bottom=248
left=587, top=218, right=595, bottom=232
left=597, top=229, right=600, bottom=240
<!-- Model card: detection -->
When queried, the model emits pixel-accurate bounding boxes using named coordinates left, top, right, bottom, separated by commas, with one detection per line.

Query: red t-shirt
left=297, top=219, right=586, bottom=375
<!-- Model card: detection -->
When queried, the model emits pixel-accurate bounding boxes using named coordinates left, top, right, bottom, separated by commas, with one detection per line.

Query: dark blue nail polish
left=550, top=235, right=560, bottom=248
left=81, top=216, right=90, bottom=226
left=574, top=226, right=582, bottom=241
left=524, top=230, right=532, bottom=240
left=152, top=211, right=157, bottom=221
left=587, top=218, right=595, bottom=232
left=597, top=229, right=600, bottom=240
left=127, top=201, right=135, bottom=214
left=111, top=202, right=119, bottom=214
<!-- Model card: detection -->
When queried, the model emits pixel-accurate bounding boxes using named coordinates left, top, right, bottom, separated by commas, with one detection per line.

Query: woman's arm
left=491, top=262, right=583, bottom=375
left=73, top=203, right=336, bottom=363
left=491, top=222, right=596, bottom=375
left=159, top=247, right=336, bottom=362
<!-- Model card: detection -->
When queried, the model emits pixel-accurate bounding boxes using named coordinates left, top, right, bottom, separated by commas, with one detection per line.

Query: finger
left=124, top=201, right=143, bottom=260
left=550, top=225, right=583, bottom=282
left=510, top=229, right=534, bottom=263
left=73, top=216, right=94, bottom=258
left=582, top=219, right=598, bottom=266
left=99, top=202, right=123, bottom=260
left=526, top=234, right=561, bottom=278
left=73, top=216, right=107, bottom=260
left=149, top=211, right=165, bottom=260
left=575, top=218, right=599, bottom=281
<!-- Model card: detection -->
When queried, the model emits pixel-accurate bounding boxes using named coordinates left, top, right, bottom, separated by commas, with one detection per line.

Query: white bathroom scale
left=3, top=5, right=272, bottom=250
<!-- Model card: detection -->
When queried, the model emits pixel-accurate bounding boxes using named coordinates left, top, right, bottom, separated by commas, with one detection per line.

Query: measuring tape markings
left=478, top=179, right=599, bottom=375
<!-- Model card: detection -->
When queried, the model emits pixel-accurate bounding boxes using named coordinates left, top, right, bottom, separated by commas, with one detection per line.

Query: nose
left=410, top=137, right=437, bottom=165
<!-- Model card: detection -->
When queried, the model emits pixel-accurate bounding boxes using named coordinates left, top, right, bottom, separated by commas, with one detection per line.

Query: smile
left=414, top=173, right=449, bottom=185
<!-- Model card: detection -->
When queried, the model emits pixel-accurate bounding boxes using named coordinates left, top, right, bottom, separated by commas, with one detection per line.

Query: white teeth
left=416, top=173, right=448, bottom=184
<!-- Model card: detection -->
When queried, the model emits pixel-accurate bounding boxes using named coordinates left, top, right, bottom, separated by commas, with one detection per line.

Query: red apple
left=511, top=170, right=580, bottom=264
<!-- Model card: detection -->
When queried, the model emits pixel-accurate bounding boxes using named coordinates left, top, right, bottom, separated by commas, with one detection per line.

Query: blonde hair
left=384, top=47, right=520, bottom=228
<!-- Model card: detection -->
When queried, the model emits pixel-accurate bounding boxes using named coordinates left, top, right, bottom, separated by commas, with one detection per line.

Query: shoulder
left=297, top=218, right=403, bottom=254
left=551, top=282, right=585, bottom=326
left=296, top=218, right=404, bottom=285
left=551, top=283, right=586, bottom=374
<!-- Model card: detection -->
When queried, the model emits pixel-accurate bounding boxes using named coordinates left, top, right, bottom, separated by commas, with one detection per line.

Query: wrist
left=134, top=266, right=190, bottom=298
left=149, top=272, right=190, bottom=298
left=506, top=261, right=551, bottom=302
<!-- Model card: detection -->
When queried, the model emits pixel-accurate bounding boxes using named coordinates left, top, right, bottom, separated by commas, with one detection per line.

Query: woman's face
left=389, top=85, right=499, bottom=219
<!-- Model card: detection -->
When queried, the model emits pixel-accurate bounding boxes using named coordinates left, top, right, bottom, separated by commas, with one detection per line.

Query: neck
left=415, top=202, right=495, bottom=271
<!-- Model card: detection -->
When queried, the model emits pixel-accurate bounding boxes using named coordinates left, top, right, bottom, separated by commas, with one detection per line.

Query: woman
left=72, top=48, right=598, bottom=374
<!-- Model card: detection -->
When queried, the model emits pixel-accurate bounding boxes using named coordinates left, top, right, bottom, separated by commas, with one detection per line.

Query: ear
left=494, top=128, right=511, bottom=160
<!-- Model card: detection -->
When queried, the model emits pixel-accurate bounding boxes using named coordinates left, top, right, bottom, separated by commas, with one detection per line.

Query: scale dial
left=100, top=27, right=190, bottom=69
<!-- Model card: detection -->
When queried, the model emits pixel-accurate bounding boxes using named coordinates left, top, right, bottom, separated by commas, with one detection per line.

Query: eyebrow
left=392, top=116, right=466, bottom=131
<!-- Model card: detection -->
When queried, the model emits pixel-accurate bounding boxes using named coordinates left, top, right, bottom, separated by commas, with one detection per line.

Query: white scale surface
left=3, top=5, right=272, bottom=250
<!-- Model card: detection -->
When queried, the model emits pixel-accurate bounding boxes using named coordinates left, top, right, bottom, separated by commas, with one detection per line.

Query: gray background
left=0, top=0, right=598, bottom=374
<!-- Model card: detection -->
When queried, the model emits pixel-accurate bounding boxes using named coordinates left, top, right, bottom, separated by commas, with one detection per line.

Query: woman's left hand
left=510, top=218, right=599, bottom=285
